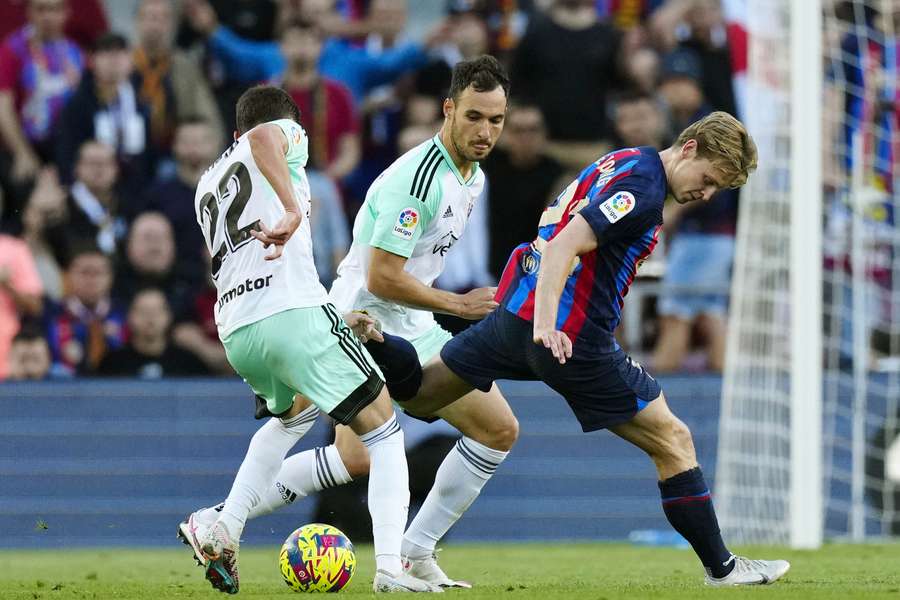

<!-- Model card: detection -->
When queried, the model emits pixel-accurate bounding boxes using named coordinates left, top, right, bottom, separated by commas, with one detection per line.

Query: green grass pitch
left=1, top=543, right=898, bottom=599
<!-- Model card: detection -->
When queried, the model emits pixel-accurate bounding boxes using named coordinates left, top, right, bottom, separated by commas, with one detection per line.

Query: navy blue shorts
left=440, top=309, right=662, bottom=432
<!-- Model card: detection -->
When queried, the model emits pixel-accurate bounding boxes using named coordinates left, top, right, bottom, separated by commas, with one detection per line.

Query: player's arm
left=532, top=215, right=598, bottom=364
left=368, top=248, right=497, bottom=320
left=247, top=123, right=301, bottom=260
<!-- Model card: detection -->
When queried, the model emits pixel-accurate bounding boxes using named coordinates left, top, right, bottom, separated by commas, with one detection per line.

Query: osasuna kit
left=194, top=119, right=381, bottom=422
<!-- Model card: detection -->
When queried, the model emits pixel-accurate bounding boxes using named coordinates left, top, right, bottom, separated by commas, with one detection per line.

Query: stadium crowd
left=0, top=0, right=766, bottom=380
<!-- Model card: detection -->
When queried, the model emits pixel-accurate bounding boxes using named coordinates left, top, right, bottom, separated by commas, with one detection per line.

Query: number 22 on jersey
left=199, top=161, right=259, bottom=279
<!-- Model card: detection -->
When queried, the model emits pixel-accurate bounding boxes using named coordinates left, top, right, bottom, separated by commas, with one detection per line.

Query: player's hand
left=533, top=328, right=573, bottom=365
left=251, top=208, right=301, bottom=261
left=344, top=311, right=384, bottom=343
left=458, top=286, right=498, bottom=320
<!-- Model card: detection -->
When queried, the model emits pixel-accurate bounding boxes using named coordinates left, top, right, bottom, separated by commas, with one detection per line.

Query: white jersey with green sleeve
left=194, top=118, right=328, bottom=338
left=329, top=134, right=486, bottom=339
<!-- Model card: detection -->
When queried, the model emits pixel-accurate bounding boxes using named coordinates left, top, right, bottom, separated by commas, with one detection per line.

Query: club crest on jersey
left=600, top=191, right=635, bottom=223
left=392, top=207, right=419, bottom=239
left=521, top=253, right=539, bottom=275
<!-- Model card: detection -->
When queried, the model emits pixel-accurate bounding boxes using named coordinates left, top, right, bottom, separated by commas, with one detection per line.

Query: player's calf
left=334, top=424, right=371, bottom=478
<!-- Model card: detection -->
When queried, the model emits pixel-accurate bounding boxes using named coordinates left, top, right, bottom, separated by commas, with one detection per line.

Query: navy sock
left=659, top=467, right=734, bottom=578
left=363, top=332, right=422, bottom=401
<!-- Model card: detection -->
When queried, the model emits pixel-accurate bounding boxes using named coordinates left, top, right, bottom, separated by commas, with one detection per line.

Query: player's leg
left=296, top=305, right=437, bottom=592
left=187, top=317, right=324, bottom=594
left=345, top=377, right=440, bottom=592
left=610, top=394, right=790, bottom=585
left=211, top=394, right=320, bottom=545
left=401, top=384, right=518, bottom=587
left=190, top=399, right=365, bottom=528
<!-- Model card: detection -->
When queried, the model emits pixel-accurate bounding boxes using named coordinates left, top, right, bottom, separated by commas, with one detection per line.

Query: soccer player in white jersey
left=179, top=86, right=439, bottom=594
left=185, top=56, right=517, bottom=588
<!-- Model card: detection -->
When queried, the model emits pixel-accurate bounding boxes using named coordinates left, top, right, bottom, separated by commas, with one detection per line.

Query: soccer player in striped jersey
left=391, top=112, right=792, bottom=586
left=179, top=85, right=438, bottom=594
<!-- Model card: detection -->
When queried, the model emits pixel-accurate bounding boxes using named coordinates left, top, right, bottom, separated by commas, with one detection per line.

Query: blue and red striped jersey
left=495, top=146, right=666, bottom=354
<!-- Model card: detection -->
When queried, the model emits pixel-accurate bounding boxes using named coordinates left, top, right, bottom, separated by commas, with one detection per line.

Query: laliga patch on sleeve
left=286, top=123, right=303, bottom=146
left=599, top=191, right=636, bottom=223
left=392, top=207, right=420, bottom=239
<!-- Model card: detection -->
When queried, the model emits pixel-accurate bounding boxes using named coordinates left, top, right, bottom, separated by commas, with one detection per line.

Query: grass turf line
left=0, top=543, right=898, bottom=599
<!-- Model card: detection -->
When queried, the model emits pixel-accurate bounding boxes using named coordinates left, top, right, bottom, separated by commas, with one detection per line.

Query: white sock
left=217, top=405, right=319, bottom=538
left=402, top=436, right=507, bottom=559
left=360, top=414, right=408, bottom=576
left=245, top=445, right=352, bottom=519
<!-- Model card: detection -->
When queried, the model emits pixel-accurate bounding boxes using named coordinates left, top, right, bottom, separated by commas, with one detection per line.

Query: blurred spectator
left=115, top=212, right=197, bottom=322
left=176, top=0, right=278, bottom=135
left=308, top=169, right=350, bottom=287
left=611, top=91, right=668, bottom=149
left=98, top=287, right=210, bottom=378
left=133, top=0, right=224, bottom=157
left=20, top=167, right=66, bottom=300
left=140, top=117, right=219, bottom=270
left=44, top=141, right=130, bottom=265
left=482, top=104, right=564, bottom=279
left=44, top=244, right=126, bottom=375
left=186, top=0, right=434, bottom=103
left=599, top=0, right=666, bottom=30
left=652, top=66, right=737, bottom=371
left=649, top=0, right=739, bottom=117
left=172, top=252, right=231, bottom=375
left=0, top=0, right=84, bottom=185
left=414, top=10, right=489, bottom=105
left=279, top=19, right=360, bottom=180
left=6, top=321, right=51, bottom=381
left=447, top=0, right=533, bottom=58
left=56, top=33, right=153, bottom=190
left=0, top=232, right=43, bottom=379
left=0, top=0, right=108, bottom=51
left=657, top=47, right=709, bottom=134
left=210, top=0, right=277, bottom=41
left=510, top=0, right=634, bottom=170
left=627, top=46, right=662, bottom=95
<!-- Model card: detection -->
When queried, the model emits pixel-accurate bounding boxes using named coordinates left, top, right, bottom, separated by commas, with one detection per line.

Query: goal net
left=715, top=0, right=899, bottom=546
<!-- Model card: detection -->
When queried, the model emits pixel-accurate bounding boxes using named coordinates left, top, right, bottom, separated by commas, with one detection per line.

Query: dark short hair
left=235, top=85, right=301, bottom=135
left=280, top=17, right=321, bottom=39
left=94, top=32, right=129, bottom=53
left=13, top=321, right=45, bottom=344
left=608, top=90, right=658, bottom=118
left=65, top=240, right=107, bottom=269
left=131, top=286, right=170, bottom=308
left=447, top=55, right=510, bottom=103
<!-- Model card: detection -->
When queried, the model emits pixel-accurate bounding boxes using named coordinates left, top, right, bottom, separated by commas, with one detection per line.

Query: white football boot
left=200, top=520, right=241, bottom=594
left=373, top=569, right=444, bottom=593
left=705, top=555, right=791, bottom=586
left=403, top=553, right=472, bottom=589
left=177, top=509, right=217, bottom=567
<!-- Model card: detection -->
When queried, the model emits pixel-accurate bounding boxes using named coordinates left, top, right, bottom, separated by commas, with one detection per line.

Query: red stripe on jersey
left=495, top=244, right=526, bottom=302
left=554, top=169, right=602, bottom=238
left=618, top=225, right=661, bottom=309
left=561, top=249, right=598, bottom=339
left=518, top=288, right=535, bottom=321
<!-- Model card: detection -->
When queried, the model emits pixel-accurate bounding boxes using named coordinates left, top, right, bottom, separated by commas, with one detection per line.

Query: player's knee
left=485, top=413, right=519, bottom=452
left=339, top=444, right=370, bottom=479
left=660, top=418, right=696, bottom=466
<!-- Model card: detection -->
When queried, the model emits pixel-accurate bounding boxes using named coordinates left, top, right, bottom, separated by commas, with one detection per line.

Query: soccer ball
left=279, top=523, right=356, bottom=592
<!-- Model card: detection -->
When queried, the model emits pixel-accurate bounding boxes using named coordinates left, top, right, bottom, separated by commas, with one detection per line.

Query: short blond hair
left=675, top=111, right=758, bottom=188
